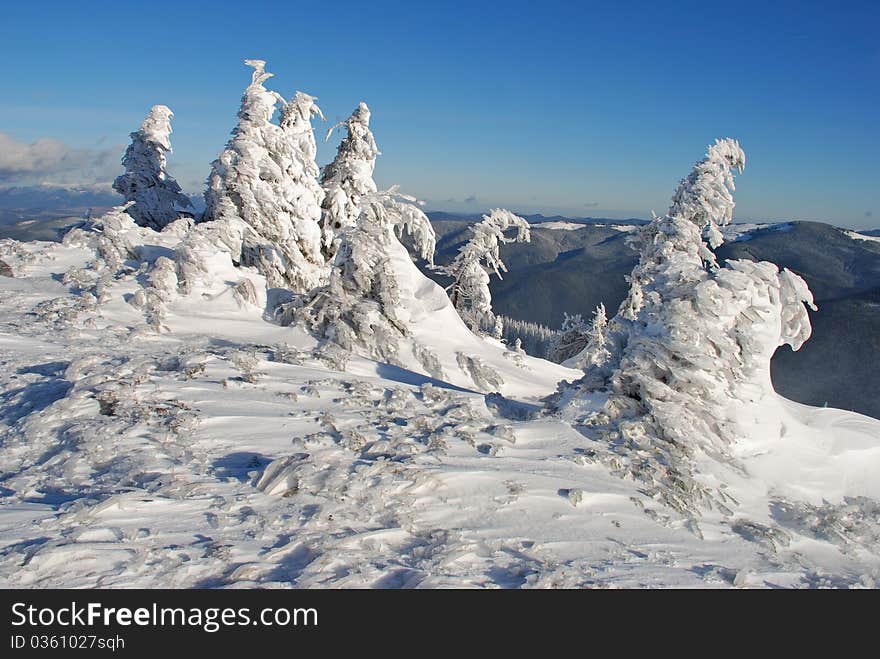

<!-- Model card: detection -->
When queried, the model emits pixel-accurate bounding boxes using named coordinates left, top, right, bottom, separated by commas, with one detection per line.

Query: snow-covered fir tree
left=274, top=90, right=327, bottom=287
left=319, top=100, right=435, bottom=268
left=548, top=304, right=610, bottom=365
left=319, top=102, right=379, bottom=258
left=613, top=138, right=748, bottom=324
left=576, top=303, right=610, bottom=367
left=295, top=200, right=407, bottom=363
left=279, top=106, right=437, bottom=369
left=555, top=138, right=817, bottom=519
left=280, top=194, right=437, bottom=368
left=439, top=209, right=530, bottom=337
left=547, top=312, right=590, bottom=363
left=202, top=59, right=327, bottom=291
left=112, top=105, right=192, bottom=230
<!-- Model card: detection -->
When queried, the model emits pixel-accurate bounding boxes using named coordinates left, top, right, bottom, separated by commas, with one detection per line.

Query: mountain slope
left=1, top=221, right=879, bottom=588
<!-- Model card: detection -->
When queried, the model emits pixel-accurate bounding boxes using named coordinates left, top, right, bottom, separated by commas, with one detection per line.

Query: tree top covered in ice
left=200, top=59, right=327, bottom=292
left=318, top=101, right=434, bottom=267
left=281, top=91, right=325, bottom=133
left=440, top=209, right=530, bottom=336
left=668, top=137, right=746, bottom=249
left=322, top=102, right=379, bottom=195
left=238, top=59, right=285, bottom=126
left=445, top=208, right=531, bottom=281
left=137, top=105, right=175, bottom=150
left=320, top=102, right=381, bottom=253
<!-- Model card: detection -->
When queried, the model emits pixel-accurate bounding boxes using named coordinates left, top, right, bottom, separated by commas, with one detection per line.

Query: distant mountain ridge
left=427, top=210, right=648, bottom=226
left=0, top=186, right=204, bottom=239
left=0, top=185, right=205, bottom=222
left=0, top=185, right=120, bottom=213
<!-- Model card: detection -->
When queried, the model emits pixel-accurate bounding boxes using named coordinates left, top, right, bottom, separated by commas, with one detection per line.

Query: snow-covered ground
left=845, top=230, right=880, bottom=245
left=533, top=221, right=587, bottom=231
left=533, top=221, right=640, bottom=233
left=719, top=222, right=794, bottom=243
left=1, top=227, right=879, bottom=589
left=593, top=223, right=641, bottom=233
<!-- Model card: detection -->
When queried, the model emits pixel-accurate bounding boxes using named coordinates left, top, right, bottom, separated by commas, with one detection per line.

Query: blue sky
left=1, top=0, right=877, bottom=227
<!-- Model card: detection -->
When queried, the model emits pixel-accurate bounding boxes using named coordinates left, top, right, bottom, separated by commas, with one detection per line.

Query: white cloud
left=0, top=132, right=122, bottom=187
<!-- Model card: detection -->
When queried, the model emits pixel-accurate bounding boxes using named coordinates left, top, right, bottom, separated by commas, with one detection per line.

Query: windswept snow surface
left=1, top=226, right=879, bottom=588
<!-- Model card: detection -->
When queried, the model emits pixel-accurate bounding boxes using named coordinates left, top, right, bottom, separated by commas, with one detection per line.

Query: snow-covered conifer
left=579, top=303, right=611, bottom=367
left=113, top=105, right=192, bottom=230
left=669, top=138, right=746, bottom=252
left=440, top=209, right=530, bottom=336
left=318, top=102, right=434, bottom=264
left=272, top=90, right=327, bottom=288
left=615, top=139, right=747, bottom=324
left=202, top=60, right=326, bottom=291
left=281, top=196, right=432, bottom=367
left=555, top=139, right=817, bottom=518
left=548, top=312, right=589, bottom=363
left=550, top=304, right=610, bottom=366
left=279, top=106, right=438, bottom=370
left=319, top=102, right=379, bottom=257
